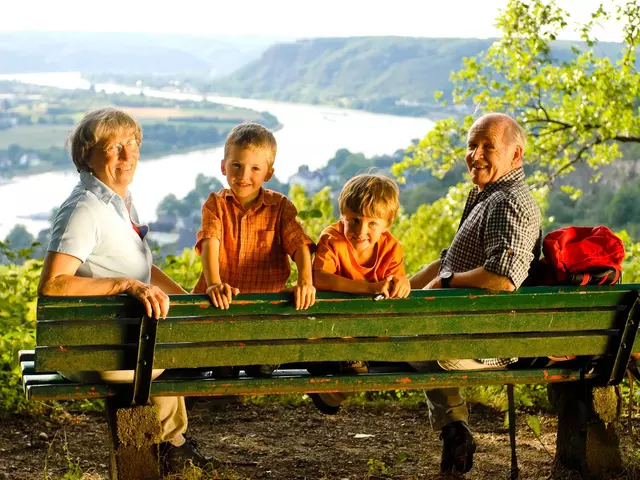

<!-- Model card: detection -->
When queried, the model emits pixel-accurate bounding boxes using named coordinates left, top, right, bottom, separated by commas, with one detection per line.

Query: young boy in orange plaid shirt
left=309, top=173, right=410, bottom=412
left=193, top=123, right=316, bottom=376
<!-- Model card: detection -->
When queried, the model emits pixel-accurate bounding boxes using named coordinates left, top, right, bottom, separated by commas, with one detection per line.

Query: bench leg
left=549, top=383, right=622, bottom=478
left=105, top=397, right=163, bottom=480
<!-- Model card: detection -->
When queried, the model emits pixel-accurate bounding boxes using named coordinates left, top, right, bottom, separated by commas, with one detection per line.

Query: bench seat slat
left=35, top=332, right=616, bottom=371
left=24, top=368, right=599, bottom=401
left=36, top=309, right=622, bottom=346
left=36, top=287, right=639, bottom=321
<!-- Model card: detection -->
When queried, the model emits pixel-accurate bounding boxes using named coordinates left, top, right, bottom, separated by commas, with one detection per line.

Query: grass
left=0, top=125, right=71, bottom=149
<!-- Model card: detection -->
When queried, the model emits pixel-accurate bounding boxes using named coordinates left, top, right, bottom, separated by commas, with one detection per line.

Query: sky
left=1, top=0, right=627, bottom=42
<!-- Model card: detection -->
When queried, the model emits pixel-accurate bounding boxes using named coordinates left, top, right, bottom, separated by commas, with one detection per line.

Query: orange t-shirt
left=193, top=188, right=314, bottom=293
left=313, top=221, right=405, bottom=282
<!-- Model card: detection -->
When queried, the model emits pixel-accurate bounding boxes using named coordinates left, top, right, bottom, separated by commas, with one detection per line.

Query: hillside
left=0, top=32, right=281, bottom=76
left=203, top=36, right=631, bottom=116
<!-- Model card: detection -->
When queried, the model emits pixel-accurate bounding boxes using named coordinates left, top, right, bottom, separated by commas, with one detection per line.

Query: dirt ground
left=1, top=397, right=639, bottom=480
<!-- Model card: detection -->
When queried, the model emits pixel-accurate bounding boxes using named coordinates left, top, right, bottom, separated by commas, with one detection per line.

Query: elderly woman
left=38, top=107, right=211, bottom=472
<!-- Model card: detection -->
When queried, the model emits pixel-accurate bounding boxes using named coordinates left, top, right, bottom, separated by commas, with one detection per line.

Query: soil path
left=0, top=399, right=635, bottom=479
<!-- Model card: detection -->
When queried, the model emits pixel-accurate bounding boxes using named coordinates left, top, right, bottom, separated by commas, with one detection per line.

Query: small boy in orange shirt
left=193, top=123, right=316, bottom=376
left=310, top=173, right=410, bottom=412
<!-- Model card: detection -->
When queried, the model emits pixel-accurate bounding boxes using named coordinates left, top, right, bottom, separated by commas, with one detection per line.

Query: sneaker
left=244, top=364, right=276, bottom=378
left=340, top=361, right=369, bottom=374
left=309, top=392, right=344, bottom=415
left=161, top=435, right=218, bottom=473
left=440, top=421, right=477, bottom=474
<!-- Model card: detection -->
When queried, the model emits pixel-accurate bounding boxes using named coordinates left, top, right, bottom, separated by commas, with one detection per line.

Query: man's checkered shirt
left=440, top=167, right=541, bottom=367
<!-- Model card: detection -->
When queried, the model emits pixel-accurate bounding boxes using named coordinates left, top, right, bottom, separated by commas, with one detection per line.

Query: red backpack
left=541, top=226, right=625, bottom=285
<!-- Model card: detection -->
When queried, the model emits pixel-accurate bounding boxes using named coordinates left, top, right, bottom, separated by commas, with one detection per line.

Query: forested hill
left=207, top=36, right=630, bottom=116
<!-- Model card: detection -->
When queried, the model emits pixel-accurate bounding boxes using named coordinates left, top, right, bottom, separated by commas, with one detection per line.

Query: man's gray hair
left=474, top=113, right=527, bottom=152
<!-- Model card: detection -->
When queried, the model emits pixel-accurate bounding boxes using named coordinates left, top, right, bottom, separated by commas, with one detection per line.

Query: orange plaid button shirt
left=193, top=188, right=314, bottom=293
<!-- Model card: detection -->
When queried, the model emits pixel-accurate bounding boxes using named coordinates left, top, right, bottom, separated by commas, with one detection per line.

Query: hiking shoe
left=244, top=364, right=276, bottom=378
left=161, top=435, right=218, bottom=473
left=309, top=392, right=344, bottom=415
left=440, top=421, right=477, bottom=474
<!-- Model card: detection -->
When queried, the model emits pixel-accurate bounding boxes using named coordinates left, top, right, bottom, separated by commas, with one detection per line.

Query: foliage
left=394, top=0, right=640, bottom=190
left=391, top=183, right=468, bottom=276
left=158, top=248, right=204, bottom=292
left=618, top=231, right=640, bottom=283
left=289, top=185, right=337, bottom=243
left=0, top=241, right=41, bottom=416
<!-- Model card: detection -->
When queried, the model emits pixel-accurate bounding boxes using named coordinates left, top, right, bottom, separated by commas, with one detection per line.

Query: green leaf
left=526, top=415, right=542, bottom=436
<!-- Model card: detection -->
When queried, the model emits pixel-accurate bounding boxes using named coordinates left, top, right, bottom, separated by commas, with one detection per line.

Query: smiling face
left=465, top=117, right=523, bottom=191
left=88, top=130, right=140, bottom=197
left=221, top=145, right=274, bottom=208
left=341, top=208, right=390, bottom=258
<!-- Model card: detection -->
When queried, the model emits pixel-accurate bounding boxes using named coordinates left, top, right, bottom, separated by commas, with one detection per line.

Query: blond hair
left=339, top=174, right=400, bottom=224
left=224, top=123, right=277, bottom=167
left=67, top=108, right=142, bottom=173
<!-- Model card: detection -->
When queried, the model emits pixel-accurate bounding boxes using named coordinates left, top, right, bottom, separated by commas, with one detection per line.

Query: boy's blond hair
left=339, top=174, right=400, bottom=224
left=224, top=123, right=277, bottom=167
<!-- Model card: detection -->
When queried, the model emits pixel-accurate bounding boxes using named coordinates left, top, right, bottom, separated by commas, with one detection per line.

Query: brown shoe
left=161, top=435, right=218, bottom=473
left=440, top=421, right=476, bottom=474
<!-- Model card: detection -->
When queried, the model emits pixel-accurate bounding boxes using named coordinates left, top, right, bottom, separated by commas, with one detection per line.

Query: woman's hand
left=126, top=280, right=170, bottom=319
left=206, top=283, right=240, bottom=310
left=293, top=280, right=316, bottom=310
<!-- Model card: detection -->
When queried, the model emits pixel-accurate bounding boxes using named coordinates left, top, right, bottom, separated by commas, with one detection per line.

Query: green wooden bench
left=20, top=284, right=640, bottom=479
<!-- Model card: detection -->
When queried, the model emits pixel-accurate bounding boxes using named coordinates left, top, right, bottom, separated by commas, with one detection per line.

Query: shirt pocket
left=258, top=229, right=276, bottom=251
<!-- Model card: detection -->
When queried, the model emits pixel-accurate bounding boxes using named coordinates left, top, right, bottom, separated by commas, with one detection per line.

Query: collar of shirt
left=461, top=167, right=527, bottom=225
left=79, top=171, right=133, bottom=219
left=222, top=187, right=279, bottom=210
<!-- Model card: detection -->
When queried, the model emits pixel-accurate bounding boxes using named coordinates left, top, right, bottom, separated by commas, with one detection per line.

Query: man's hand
left=390, top=275, right=411, bottom=298
left=126, top=279, right=170, bottom=319
left=293, top=280, right=316, bottom=310
left=206, top=283, right=239, bottom=310
left=424, top=276, right=443, bottom=290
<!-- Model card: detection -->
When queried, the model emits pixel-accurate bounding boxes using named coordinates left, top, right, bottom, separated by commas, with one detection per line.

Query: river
left=0, top=72, right=434, bottom=239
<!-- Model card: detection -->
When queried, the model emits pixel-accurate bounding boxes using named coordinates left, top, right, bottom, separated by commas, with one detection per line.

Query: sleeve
left=383, top=240, right=406, bottom=278
left=195, top=194, right=222, bottom=255
left=312, top=232, right=339, bottom=274
left=280, top=198, right=314, bottom=257
left=47, top=200, right=99, bottom=263
left=483, top=197, right=540, bottom=288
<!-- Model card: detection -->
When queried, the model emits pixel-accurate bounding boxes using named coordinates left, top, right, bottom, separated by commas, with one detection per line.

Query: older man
left=410, top=113, right=541, bottom=474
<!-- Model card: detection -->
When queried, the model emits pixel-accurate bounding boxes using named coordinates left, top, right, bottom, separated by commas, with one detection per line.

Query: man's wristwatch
left=440, top=271, right=454, bottom=288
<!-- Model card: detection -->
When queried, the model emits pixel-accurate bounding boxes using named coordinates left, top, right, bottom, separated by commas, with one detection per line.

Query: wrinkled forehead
left=467, top=118, right=507, bottom=144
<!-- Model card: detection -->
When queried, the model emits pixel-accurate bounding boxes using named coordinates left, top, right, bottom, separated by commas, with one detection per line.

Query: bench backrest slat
left=34, top=285, right=640, bottom=373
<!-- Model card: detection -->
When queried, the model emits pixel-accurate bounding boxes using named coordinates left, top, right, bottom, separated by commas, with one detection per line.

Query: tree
left=4, top=225, right=34, bottom=251
left=393, top=0, right=640, bottom=192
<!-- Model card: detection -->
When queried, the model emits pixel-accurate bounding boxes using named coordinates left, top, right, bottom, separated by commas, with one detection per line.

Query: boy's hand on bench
left=206, top=283, right=239, bottom=310
left=390, top=275, right=411, bottom=298
left=293, top=281, right=316, bottom=310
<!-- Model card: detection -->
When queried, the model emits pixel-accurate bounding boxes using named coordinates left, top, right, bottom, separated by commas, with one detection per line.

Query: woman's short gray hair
left=67, top=108, right=142, bottom=172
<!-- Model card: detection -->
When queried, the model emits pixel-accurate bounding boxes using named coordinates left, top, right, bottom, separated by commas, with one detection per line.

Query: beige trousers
left=59, top=369, right=187, bottom=446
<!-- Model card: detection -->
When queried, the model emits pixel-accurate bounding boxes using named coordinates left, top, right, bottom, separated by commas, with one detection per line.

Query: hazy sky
left=2, top=0, right=626, bottom=42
